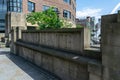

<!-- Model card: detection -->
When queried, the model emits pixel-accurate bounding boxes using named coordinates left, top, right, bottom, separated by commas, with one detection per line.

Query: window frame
left=63, top=10, right=71, bottom=19
left=28, top=1, right=35, bottom=12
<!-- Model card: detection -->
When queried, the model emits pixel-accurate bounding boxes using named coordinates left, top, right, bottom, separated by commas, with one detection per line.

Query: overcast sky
left=76, top=0, right=120, bottom=19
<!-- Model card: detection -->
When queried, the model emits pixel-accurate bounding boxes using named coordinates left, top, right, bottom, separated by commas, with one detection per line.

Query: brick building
left=0, top=0, right=76, bottom=31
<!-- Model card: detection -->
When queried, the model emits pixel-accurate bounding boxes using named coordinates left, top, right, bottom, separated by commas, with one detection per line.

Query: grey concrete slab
left=0, top=48, right=60, bottom=80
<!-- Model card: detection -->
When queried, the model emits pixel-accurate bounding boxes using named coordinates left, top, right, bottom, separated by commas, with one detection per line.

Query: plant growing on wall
left=26, top=7, right=63, bottom=29
left=61, top=18, right=73, bottom=28
left=76, top=24, right=84, bottom=28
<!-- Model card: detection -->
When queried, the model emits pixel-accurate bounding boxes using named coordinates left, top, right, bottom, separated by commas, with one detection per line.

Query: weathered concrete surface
left=16, top=40, right=102, bottom=80
left=0, top=48, right=60, bottom=80
left=21, top=28, right=90, bottom=53
left=101, top=11, right=120, bottom=80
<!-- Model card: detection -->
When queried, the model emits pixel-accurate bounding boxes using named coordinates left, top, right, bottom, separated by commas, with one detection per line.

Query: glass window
left=63, top=0, right=71, bottom=4
left=42, top=5, right=50, bottom=11
left=10, top=2, right=12, bottom=6
left=42, top=5, right=59, bottom=13
left=53, top=7, right=58, bottom=12
left=7, top=0, right=22, bottom=12
left=0, top=0, right=7, bottom=13
left=28, top=1, right=35, bottom=12
left=63, top=10, right=71, bottom=19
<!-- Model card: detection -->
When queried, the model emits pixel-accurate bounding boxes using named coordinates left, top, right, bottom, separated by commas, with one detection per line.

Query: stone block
left=34, top=52, right=42, bottom=67
left=89, top=73, right=101, bottom=80
left=77, top=64, right=89, bottom=80
left=102, top=67, right=109, bottom=80
left=41, top=54, right=53, bottom=72
left=69, top=62, right=78, bottom=80
left=53, top=57, right=70, bottom=80
left=88, top=63, right=102, bottom=77
left=103, top=46, right=120, bottom=70
left=102, top=14, right=117, bottom=23
left=109, top=68, right=120, bottom=80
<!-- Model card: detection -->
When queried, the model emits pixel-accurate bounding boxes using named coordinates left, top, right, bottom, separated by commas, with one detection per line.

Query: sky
left=76, top=0, right=120, bottom=20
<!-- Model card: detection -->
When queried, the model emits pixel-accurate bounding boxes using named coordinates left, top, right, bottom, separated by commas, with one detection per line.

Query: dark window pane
left=63, top=0, right=71, bottom=4
left=28, top=1, right=35, bottom=12
left=63, top=10, right=71, bottom=19
left=42, top=5, right=49, bottom=11
left=7, top=0, right=22, bottom=12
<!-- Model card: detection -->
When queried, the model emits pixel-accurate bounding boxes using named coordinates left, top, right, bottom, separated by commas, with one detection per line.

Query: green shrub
left=26, top=7, right=63, bottom=29
left=76, top=24, right=84, bottom=28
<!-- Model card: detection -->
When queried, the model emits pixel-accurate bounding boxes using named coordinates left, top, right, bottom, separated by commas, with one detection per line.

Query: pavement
left=0, top=48, right=60, bottom=80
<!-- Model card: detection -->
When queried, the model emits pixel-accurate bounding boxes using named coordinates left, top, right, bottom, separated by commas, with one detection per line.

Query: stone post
left=83, top=27, right=91, bottom=49
left=10, top=27, right=17, bottom=54
left=16, top=27, right=22, bottom=40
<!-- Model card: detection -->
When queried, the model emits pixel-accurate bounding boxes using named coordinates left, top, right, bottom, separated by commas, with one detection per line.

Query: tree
left=26, top=7, right=63, bottom=29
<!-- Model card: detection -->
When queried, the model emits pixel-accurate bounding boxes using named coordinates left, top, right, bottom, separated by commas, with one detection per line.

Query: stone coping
left=22, top=28, right=83, bottom=33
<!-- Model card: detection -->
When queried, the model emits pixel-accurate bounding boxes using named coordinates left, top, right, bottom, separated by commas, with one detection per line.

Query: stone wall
left=101, top=11, right=120, bottom=80
left=21, top=28, right=90, bottom=53
left=5, top=12, right=27, bottom=37
left=16, top=40, right=101, bottom=80
left=5, top=12, right=27, bottom=53
left=17, top=43, right=89, bottom=80
left=14, top=28, right=102, bottom=80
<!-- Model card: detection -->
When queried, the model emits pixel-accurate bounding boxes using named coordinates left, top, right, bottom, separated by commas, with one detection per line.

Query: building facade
left=0, top=0, right=76, bottom=31
left=0, top=0, right=7, bottom=32
left=76, top=16, right=95, bottom=29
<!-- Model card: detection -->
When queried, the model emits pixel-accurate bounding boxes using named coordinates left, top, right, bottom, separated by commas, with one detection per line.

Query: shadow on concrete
left=0, top=50, right=61, bottom=80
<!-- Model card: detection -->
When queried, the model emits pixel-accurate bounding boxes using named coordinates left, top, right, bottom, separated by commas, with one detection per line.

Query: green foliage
left=76, top=24, right=84, bottom=28
left=26, top=7, right=63, bottom=29
left=61, top=19, right=73, bottom=28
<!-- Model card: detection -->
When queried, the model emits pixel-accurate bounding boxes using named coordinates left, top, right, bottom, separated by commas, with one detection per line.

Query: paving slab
left=0, top=48, right=60, bottom=80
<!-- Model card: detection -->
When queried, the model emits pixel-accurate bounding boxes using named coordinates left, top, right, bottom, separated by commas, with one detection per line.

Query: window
left=63, top=10, right=71, bottom=19
left=53, top=7, right=58, bottom=12
left=0, top=19, right=5, bottom=31
left=42, top=5, right=50, bottom=11
left=0, top=0, right=7, bottom=13
left=0, top=19, right=5, bottom=26
left=63, top=0, right=71, bottom=4
left=7, top=0, right=22, bottom=12
left=43, top=5, right=59, bottom=13
left=28, top=1, right=35, bottom=12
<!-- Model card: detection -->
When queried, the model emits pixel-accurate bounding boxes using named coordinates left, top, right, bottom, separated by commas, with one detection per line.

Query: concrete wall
left=5, top=12, right=27, bottom=37
left=101, top=11, right=120, bottom=80
left=5, top=12, right=27, bottom=53
left=17, top=44, right=89, bottom=80
left=14, top=28, right=102, bottom=80
left=16, top=39, right=101, bottom=80
left=21, top=28, right=90, bottom=53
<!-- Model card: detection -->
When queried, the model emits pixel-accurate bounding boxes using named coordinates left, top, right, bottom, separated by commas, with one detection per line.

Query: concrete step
left=84, top=47, right=101, bottom=60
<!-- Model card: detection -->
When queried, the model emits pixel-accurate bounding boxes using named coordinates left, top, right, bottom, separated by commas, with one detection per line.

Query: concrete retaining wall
left=16, top=40, right=102, bottom=80
left=22, top=28, right=90, bottom=53
left=14, top=28, right=101, bottom=80
left=101, top=11, right=120, bottom=80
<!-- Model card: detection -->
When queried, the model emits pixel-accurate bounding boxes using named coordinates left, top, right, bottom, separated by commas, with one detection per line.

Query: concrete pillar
left=83, top=27, right=90, bottom=49
left=102, top=11, right=120, bottom=80
left=10, top=27, right=17, bottom=54
left=16, top=27, right=22, bottom=40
